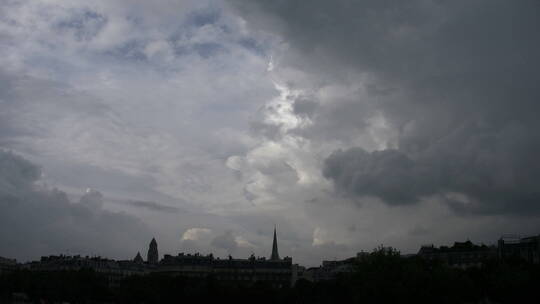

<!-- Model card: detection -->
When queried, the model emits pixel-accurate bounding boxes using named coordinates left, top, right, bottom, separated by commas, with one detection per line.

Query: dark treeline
left=1, top=248, right=539, bottom=303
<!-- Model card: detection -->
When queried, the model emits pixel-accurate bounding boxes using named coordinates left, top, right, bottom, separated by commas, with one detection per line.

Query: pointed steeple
left=270, top=226, right=280, bottom=260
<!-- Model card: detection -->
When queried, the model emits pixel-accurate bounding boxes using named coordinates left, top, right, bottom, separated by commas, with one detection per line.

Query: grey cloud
left=179, top=239, right=199, bottom=253
left=292, top=96, right=318, bottom=119
left=229, top=0, right=540, bottom=215
left=0, top=150, right=150, bottom=261
left=249, top=120, right=281, bottom=141
left=106, top=40, right=148, bottom=62
left=324, top=132, right=540, bottom=215
left=228, top=0, right=540, bottom=86
left=0, top=150, right=41, bottom=196
left=242, top=187, right=258, bottom=203
left=210, top=231, right=237, bottom=254
left=323, top=148, right=426, bottom=206
left=192, top=42, right=225, bottom=58
left=290, top=94, right=376, bottom=144
left=186, top=7, right=221, bottom=27
left=0, top=69, right=113, bottom=139
left=312, top=241, right=350, bottom=253
left=126, top=200, right=179, bottom=213
left=238, top=37, right=267, bottom=56
left=80, top=189, right=105, bottom=210
left=54, top=10, right=107, bottom=42
left=409, top=225, right=430, bottom=237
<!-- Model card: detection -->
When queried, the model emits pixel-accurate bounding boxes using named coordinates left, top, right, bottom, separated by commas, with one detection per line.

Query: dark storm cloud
left=0, top=150, right=150, bottom=261
left=323, top=148, right=427, bottom=206
left=228, top=0, right=540, bottom=215
left=324, top=139, right=540, bottom=215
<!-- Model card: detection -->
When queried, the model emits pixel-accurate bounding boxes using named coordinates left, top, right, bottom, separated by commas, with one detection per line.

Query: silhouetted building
left=498, top=234, right=540, bottom=264
left=418, top=240, right=496, bottom=268
left=304, top=251, right=381, bottom=282
left=28, top=255, right=147, bottom=287
left=155, top=228, right=292, bottom=287
left=133, top=252, right=144, bottom=264
left=158, top=253, right=292, bottom=287
left=271, top=226, right=280, bottom=260
left=0, top=256, right=18, bottom=275
left=291, top=264, right=309, bottom=283
left=147, top=238, right=159, bottom=264
left=15, top=229, right=295, bottom=288
left=307, top=256, right=360, bottom=282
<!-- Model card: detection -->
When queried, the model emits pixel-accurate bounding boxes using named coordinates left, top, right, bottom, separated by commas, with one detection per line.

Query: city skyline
left=3, top=223, right=536, bottom=267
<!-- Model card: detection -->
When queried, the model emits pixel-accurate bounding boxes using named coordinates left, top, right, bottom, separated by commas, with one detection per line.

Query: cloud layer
left=228, top=0, right=540, bottom=215
left=0, top=150, right=150, bottom=261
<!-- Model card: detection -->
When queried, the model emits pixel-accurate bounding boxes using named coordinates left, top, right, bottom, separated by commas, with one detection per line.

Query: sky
left=1, top=0, right=539, bottom=266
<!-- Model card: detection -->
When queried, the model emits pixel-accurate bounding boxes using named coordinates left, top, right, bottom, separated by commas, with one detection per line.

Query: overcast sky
left=1, top=0, right=539, bottom=266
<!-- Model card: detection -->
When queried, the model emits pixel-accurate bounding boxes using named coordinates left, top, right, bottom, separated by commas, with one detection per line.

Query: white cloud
left=235, top=235, right=256, bottom=248
left=182, top=228, right=212, bottom=241
left=312, top=227, right=328, bottom=246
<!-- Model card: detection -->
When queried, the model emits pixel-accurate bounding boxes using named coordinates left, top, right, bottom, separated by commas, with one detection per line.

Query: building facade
left=26, top=255, right=147, bottom=287
left=417, top=241, right=497, bottom=268
left=498, top=235, right=540, bottom=264
left=155, top=227, right=292, bottom=287
left=0, top=256, right=18, bottom=275
left=304, top=255, right=362, bottom=282
left=158, top=253, right=292, bottom=287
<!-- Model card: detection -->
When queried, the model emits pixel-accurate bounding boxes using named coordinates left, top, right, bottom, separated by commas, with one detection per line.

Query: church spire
left=270, top=226, right=280, bottom=260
